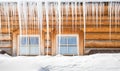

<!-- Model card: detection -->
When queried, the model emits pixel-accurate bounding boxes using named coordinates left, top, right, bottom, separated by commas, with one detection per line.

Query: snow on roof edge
left=0, top=0, right=120, bottom=3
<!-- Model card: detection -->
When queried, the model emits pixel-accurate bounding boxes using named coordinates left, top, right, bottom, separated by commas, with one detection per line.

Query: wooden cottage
left=0, top=0, right=120, bottom=56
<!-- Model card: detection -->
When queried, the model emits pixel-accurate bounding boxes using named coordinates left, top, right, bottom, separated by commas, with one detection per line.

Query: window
left=57, top=35, right=79, bottom=55
left=19, top=35, right=40, bottom=55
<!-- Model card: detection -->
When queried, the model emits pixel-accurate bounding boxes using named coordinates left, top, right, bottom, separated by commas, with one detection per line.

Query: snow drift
left=0, top=53, right=120, bottom=71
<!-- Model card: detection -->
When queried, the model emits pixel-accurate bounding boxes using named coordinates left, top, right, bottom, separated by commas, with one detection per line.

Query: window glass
left=60, top=46, right=67, bottom=54
left=20, top=37, right=28, bottom=46
left=59, top=36, right=67, bottom=44
left=58, top=35, right=78, bottom=55
left=68, top=37, right=77, bottom=44
left=29, top=37, right=39, bottom=45
left=68, top=45, right=77, bottom=54
left=19, top=36, right=40, bottom=55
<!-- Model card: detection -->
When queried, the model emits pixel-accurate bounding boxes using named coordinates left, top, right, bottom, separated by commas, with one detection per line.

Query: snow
left=0, top=0, right=120, bottom=2
left=0, top=53, right=120, bottom=71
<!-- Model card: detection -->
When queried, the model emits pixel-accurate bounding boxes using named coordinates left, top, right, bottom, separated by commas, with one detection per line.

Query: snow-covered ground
left=0, top=53, right=120, bottom=71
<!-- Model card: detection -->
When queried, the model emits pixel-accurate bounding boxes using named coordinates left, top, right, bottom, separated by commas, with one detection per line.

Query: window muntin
left=29, top=37, right=39, bottom=45
left=19, top=35, right=40, bottom=55
left=60, top=37, right=67, bottom=44
left=57, top=35, right=78, bottom=55
left=20, top=37, right=28, bottom=46
left=20, top=36, right=39, bottom=46
left=68, top=37, right=77, bottom=44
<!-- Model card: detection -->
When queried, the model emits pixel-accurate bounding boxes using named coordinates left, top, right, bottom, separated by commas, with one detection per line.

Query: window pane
left=68, top=37, right=77, bottom=44
left=60, top=46, right=67, bottom=54
left=29, top=37, right=39, bottom=45
left=29, top=46, right=39, bottom=55
left=20, top=46, right=29, bottom=55
left=58, top=36, right=67, bottom=44
left=20, top=37, right=28, bottom=46
left=68, top=46, right=77, bottom=55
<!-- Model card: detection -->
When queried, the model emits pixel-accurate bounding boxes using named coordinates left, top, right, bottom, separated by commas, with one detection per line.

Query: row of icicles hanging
left=0, top=2, right=119, bottom=55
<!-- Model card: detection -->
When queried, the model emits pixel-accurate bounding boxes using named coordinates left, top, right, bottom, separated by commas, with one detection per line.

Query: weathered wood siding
left=0, top=3, right=120, bottom=55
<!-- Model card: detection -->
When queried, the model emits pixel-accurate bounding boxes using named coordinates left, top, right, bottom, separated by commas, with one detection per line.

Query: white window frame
left=56, top=34, right=79, bottom=55
left=17, top=35, right=40, bottom=55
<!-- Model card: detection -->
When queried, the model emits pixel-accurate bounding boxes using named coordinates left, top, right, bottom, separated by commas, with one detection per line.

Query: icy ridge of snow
left=0, top=0, right=120, bottom=2
left=0, top=53, right=120, bottom=71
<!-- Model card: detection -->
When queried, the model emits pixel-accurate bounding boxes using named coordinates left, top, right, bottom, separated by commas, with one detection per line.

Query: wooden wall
left=0, top=3, right=120, bottom=55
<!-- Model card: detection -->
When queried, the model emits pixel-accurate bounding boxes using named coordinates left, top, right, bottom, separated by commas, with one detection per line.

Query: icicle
left=3, top=3, right=11, bottom=50
left=78, top=2, right=81, bottom=30
left=86, top=3, right=88, bottom=19
left=54, top=3, right=58, bottom=36
left=28, top=2, right=34, bottom=33
left=65, top=2, right=69, bottom=27
left=22, top=2, right=27, bottom=36
left=95, top=3, right=98, bottom=28
left=17, top=2, right=22, bottom=55
left=102, top=3, right=104, bottom=19
left=111, top=3, right=114, bottom=33
left=3, top=3, right=10, bottom=39
left=0, top=3, right=1, bottom=47
left=61, top=3, right=63, bottom=33
left=102, top=3, right=104, bottom=28
left=92, top=3, right=95, bottom=27
left=17, top=2, right=23, bottom=36
left=85, top=3, right=88, bottom=27
left=71, top=2, right=75, bottom=32
left=50, top=4, right=53, bottom=30
left=115, top=2, right=119, bottom=33
left=33, top=3, right=35, bottom=35
left=10, top=3, right=16, bottom=33
left=85, top=3, right=88, bottom=22
left=58, top=1, right=62, bottom=55
left=118, top=3, right=120, bottom=32
left=28, top=2, right=33, bottom=34
left=45, top=1, right=49, bottom=55
left=10, top=3, right=17, bottom=55
left=33, top=3, right=36, bottom=35
left=37, top=2, right=43, bottom=55
left=109, top=2, right=112, bottom=40
left=75, top=2, right=77, bottom=31
left=32, top=3, right=35, bottom=35
left=99, top=2, right=101, bottom=28
left=83, top=2, right=86, bottom=56
left=7, top=4, right=10, bottom=40
left=115, top=3, right=117, bottom=32
left=23, top=2, right=28, bottom=55
left=0, top=13, right=2, bottom=31
left=50, top=3, right=54, bottom=55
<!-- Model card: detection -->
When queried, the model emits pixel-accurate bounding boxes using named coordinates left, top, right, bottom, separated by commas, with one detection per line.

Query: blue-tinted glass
left=20, top=46, right=29, bottom=55
left=58, top=36, right=67, bottom=44
left=68, top=37, right=77, bottom=44
left=60, top=45, right=67, bottom=54
left=20, top=37, right=28, bottom=45
left=29, top=37, right=39, bottom=45
left=68, top=46, right=77, bottom=55
left=29, top=46, right=39, bottom=55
